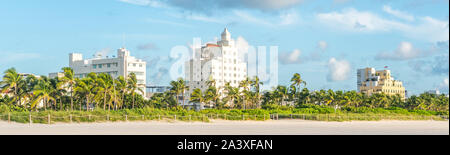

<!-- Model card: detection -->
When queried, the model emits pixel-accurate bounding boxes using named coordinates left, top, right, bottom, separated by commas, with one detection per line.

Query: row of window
left=376, top=89, right=404, bottom=94
left=75, top=71, right=118, bottom=78
left=128, top=71, right=145, bottom=76
left=93, top=63, right=118, bottom=69
left=212, top=66, right=245, bottom=71
left=223, top=51, right=237, bottom=56
left=128, top=63, right=143, bottom=68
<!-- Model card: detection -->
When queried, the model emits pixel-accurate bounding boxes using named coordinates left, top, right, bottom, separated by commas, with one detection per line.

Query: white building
left=48, top=72, right=64, bottom=79
left=185, top=28, right=247, bottom=104
left=69, top=48, right=146, bottom=96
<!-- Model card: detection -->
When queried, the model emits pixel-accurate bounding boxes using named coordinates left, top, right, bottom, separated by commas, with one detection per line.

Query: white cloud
left=279, top=11, right=300, bottom=25
left=316, top=8, right=449, bottom=42
left=120, top=0, right=304, bottom=12
left=382, top=5, right=415, bottom=21
left=406, top=17, right=449, bottom=42
left=235, top=36, right=250, bottom=61
left=280, top=41, right=328, bottom=64
left=118, top=0, right=165, bottom=7
left=186, top=14, right=225, bottom=24
left=230, top=10, right=301, bottom=27
left=438, top=78, right=449, bottom=92
left=279, top=49, right=302, bottom=64
left=317, top=8, right=408, bottom=31
left=376, top=42, right=422, bottom=60
left=327, top=57, right=351, bottom=81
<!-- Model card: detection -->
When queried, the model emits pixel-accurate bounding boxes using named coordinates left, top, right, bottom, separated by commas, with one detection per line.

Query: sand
left=0, top=120, right=448, bottom=135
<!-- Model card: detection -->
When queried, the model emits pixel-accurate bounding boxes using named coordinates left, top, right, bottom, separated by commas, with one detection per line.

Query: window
left=107, top=63, right=111, bottom=68
left=139, top=64, right=142, bottom=67
left=93, top=64, right=97, bottom=69
left=98, top=64, right=102, bottom=68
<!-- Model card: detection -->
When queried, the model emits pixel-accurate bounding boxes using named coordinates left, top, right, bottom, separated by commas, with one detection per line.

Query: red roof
left=206, top=43, right=220, bottom=47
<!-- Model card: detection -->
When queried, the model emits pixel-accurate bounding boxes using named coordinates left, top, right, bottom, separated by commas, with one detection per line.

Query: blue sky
left=0, top=0, right=449, bottom=95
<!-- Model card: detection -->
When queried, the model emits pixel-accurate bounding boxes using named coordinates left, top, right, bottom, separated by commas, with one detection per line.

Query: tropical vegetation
left=0, top=67, right=448, bottom=123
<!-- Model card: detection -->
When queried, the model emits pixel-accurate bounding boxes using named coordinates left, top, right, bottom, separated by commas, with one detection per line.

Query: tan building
left=357, top=67, right=406, bottom=99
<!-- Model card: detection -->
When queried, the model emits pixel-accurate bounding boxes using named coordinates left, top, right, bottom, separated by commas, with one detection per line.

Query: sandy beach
left=0, top=120, right=448, bottom=135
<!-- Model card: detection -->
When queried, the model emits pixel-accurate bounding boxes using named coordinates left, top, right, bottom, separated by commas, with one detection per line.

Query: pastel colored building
left=357, top=67, right=406, bottom=99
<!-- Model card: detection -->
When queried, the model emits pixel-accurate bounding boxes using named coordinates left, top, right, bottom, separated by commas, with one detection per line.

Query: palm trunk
left=182, top=91, right=185, bottom=108
left=122, top=92, right=125, bottom=109
left=44, top=97, right=47, bottom=111
left=86, top=96, right=89, bottom=112
left=132, top=93, right=135, bottom=109
left=103, top=91, right=107, bottom=110
left=70, top=86, right=73, bottom=111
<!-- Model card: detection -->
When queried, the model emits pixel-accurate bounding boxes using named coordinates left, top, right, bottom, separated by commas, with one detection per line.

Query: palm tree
left=21, top=75, right=36, bottom=109
left=239, top=77, right=251, bottom=109
left=324, top=89, right=335, bottom=106
left=96, top=73, right=114, bottom=110
left=297, top=88, right=310, bottom=105
left=170, top=80, right=181, bottom=106
left=74, top=77, right=94, bottom=111
left=32, top=76, right=55, bottom=111
left=190, top=88, right=205, bottom=106
left=206, top=76, right=216, bottom=87
left=250, top=76, right=263, bottom=108
left=290, top=73, right=306, bottom=103
left=224, top=82, right=240, bottom=108
left=51, top=77, right=67, bottom=110
left=0, top=68, right=24, bottom=106
left=205, top=86, right=220, bottom=108
left=115, top=76, right=127, bottom=110
left=178, top=78, right=189, bottom=108
left=127, top=73, right=143, bottom=109
left=275, top=85, right=288, bottom=106
left=170, top=78, right=189, bottom=108
left=60, top=67, right=76, bottom=111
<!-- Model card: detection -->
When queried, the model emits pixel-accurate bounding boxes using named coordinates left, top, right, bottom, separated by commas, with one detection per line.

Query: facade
left=69, top=48, right=146, bottom=96
left=185, top=28, right=247, bottom=106
left=357, top=67, right=406, bottom=99
left=19, top=73, right=41, bottom=79
left=48, top=72, right=64, bottom=79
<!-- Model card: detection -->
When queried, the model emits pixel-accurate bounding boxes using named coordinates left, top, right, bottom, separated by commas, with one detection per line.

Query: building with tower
left=185, top=28, right=247, bottom=107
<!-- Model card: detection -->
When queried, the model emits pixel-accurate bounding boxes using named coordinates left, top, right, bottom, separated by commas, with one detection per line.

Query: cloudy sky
left=0, top=0, right=448, bottom=95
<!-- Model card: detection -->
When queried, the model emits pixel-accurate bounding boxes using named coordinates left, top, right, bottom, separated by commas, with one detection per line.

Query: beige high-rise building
left=357, top=67, right=406, bottom=99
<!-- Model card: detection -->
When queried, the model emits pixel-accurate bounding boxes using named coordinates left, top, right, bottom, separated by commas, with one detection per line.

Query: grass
left=0, top=104, right=448, bottom=124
